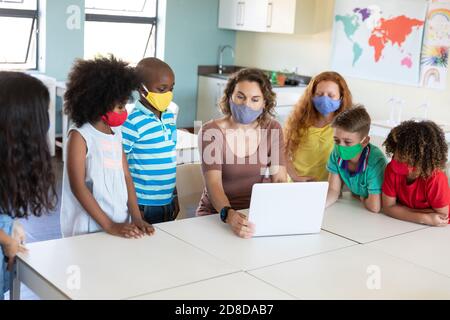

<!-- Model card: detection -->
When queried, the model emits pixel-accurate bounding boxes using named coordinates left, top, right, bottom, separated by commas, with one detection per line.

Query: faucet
left=218, top=45, right=235, bottom=74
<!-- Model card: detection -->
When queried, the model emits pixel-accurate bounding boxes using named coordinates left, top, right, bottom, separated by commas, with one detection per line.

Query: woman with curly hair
left=0, top=71, right=57, bottom=299
left=196, top=68, right=287, bottom=238
left=61, top=55, right=155, bottom=238
left=382, top=120, right=449, bottom=226
left=284, top=71, right=353, bottom=182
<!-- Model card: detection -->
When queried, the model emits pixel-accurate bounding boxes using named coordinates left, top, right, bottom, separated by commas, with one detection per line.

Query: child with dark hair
left=61, top=55, right=155, bottom=237
left=382, top=120, right=449, bottom=226
left=0, top=71, right=57, bottom=299
left=122, top=57, right=179, bottom=224
left=325, top=105, right=387, bottom=212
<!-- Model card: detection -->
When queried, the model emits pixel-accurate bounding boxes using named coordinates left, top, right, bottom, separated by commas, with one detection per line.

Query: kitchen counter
left=198, top=65, right=311, bottom=88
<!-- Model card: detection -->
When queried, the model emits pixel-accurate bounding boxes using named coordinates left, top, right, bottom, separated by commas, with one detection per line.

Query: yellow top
left=290, top=125, right=334, bottom=182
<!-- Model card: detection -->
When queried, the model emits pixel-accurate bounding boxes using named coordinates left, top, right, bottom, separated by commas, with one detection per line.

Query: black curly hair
left=0, top=72, right=57, bottom=218
left=64, top=55, right=139, bottom=127
left=383, top=120, right=448, bottom=178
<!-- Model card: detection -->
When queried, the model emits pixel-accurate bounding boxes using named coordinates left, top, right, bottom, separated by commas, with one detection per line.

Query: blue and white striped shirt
left=122, top=100, right=177, bottom=206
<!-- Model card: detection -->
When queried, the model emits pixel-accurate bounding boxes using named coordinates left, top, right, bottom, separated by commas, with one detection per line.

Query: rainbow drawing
left=421, top=45, right=449, bottom=67
left=427, top=8, right=450, bottom=21
left=422, top=67, right=441, bottom=87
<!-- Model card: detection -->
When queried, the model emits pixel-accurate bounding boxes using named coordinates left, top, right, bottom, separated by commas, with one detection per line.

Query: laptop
left=244, top=182, right=328, bottom=237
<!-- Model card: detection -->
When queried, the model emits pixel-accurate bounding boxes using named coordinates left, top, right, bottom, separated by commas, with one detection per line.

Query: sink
left=206, top=73, right=307, bottom=88
left=198, top=65, right=245, bottom=80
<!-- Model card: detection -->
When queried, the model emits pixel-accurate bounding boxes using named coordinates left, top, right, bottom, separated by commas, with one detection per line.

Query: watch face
left=220, top=207, right=228, bottom=222
left=220, top=209, right=226, bottom=221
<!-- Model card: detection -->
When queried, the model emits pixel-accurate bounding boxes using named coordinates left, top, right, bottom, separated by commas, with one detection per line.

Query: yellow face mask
left=141, top=84, right=173, bottom=112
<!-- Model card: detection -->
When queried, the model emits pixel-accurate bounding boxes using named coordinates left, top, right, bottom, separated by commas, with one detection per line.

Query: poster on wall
left=331, top=0, right=428, bottom=86
left=420, top=1, right=450, bottom=89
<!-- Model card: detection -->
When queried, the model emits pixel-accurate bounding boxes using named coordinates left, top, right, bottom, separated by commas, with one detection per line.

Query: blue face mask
left=229, top=98, right=263, bottom=125
left=312, top=95, right=341, bottom=115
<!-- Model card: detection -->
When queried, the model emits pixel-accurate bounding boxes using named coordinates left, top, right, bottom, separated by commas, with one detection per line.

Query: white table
left=366, top=226, right=450, bottom=278
left=11, top=230, right=238, bottom=300
left=156, top=215, right=356, bottom=271
left=250, top=245, right=450, bottom=299
left=323, top=193, right=429, bottom=244
left=132, top=272, right=294, bottom=300
left=10, top=195, right=450, bottom=300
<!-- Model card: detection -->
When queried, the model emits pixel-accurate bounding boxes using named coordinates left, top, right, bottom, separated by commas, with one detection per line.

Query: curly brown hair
left=0, top=72, right=57, bottom=218
left=219, top=68, right=276, bottom=127
left=383, top=120, right=448, bottom=178
left=284, top=71, right=353, bottom=158
left=64, top=55, right=139, bottom=127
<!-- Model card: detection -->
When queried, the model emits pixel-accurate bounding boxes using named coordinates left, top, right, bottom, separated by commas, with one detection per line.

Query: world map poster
left=331, top=0, right=428, bottom=86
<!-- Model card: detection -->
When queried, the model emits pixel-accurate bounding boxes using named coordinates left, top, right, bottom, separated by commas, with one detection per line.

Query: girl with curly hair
left=196, top=68, right=287, bottom=238
left=284, top=71, right=353, bottom=182
left=382, top=120, right=449, bottom=226
left=0, top=71, right=57, bottom=299
left=61, top=55, right=155, bottom=238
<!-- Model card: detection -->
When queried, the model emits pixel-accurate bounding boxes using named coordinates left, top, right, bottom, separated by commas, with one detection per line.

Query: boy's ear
left=362, top=135, right=370, bottom=147
left=138, top=86, right=147, bottom=97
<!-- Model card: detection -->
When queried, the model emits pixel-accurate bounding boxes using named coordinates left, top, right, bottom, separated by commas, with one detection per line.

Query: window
left=0, top=0, right=38, bottom=70
left=84, top=0, right=157, bottom=65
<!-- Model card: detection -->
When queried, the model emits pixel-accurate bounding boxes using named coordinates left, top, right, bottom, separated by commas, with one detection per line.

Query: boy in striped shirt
left=122, top=58, right=179, bottom=224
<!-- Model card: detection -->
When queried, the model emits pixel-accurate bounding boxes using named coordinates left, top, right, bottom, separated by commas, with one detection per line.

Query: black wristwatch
left=220, top=206, right=232, bottom=223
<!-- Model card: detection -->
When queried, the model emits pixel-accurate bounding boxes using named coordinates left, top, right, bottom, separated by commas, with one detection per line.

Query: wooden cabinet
left=218, top=0, right=268, bottom=32
left=196, top=76, right=228, bottom=124
left=218, top=0, right=240, bottom=30
left=218, top=0, right=296, bottom=34
left=242, top=0, right=270, bottom=32
left=266, top=0, right=296, bottom=34
left=272, top=86, right=306, bottom=124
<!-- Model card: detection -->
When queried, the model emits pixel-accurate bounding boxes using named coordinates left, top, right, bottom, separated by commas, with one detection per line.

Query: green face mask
left=336, top=138, right=366, bottom=160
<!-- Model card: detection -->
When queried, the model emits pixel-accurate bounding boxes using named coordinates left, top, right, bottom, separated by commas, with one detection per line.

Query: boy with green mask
left=325, top=105, right=387, bottom=213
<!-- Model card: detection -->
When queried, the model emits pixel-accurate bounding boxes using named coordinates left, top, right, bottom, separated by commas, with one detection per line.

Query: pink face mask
left=102, top=110, right=128, bottom=127
left=390, top=158, right=414, bottom=175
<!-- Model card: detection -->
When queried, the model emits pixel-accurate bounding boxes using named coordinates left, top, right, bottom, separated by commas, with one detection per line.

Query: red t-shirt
left=382, top=162, right=450, bottom=216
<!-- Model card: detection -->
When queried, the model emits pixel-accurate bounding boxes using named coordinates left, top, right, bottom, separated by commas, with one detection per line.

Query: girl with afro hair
left=60, top=55, right=155, bottom=238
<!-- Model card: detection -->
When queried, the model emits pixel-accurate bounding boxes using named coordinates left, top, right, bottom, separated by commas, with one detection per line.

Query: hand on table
left=105, top=222, right=144, bottom=239
left=227, top=209, right=255, bottom=239
left=132, top=218, right=156, bottom=236
left=4, top=236, right=27, bottom=271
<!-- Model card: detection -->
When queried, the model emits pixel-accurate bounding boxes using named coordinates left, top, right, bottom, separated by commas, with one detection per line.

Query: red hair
left=284, top=71, right=353, bottom=158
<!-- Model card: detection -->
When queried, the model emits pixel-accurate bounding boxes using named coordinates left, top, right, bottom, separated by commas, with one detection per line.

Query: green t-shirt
left=326, top=143, right=387, bottom=198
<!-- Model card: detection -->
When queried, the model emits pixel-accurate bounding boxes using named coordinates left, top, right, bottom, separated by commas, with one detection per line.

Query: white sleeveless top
left=60, top=123, right=129, bottom=237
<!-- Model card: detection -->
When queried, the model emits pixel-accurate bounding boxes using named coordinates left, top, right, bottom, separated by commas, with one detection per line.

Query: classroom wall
left=164, top=0, right=236, bottom=128
left=40, top=0, right=236, bottom=132
left=42, top=0, right=85, bottom=80
left=39, top=0, right=235, bottom=131
left=39, top=0, right=85, bottom=134
left=234, top=0, right=450, bottom=124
